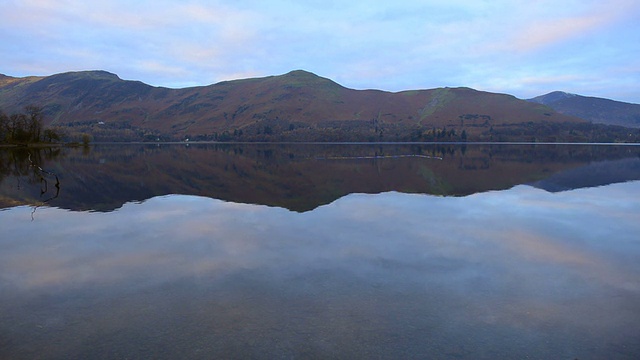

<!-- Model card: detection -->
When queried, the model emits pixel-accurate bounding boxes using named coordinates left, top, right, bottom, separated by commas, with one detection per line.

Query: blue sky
left=2, top=0, right=639, bottom=103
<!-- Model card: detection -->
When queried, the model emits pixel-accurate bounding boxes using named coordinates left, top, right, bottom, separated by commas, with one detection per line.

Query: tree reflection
left=0, top=147, right=62, bottom=211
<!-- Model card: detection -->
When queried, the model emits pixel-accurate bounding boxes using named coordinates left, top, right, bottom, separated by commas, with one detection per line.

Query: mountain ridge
left=1, top=70, right=636, bottom=142
left=528, top=91, right=640, bottom=128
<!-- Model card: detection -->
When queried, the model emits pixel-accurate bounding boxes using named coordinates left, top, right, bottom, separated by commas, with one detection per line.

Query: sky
left=1, top=0, right=639, bottom=103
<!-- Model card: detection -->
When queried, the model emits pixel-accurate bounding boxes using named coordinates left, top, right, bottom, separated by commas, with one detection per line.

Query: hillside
left=0, top=70, right=628, bottom=142
left=528, top=91, right=640, bottom=128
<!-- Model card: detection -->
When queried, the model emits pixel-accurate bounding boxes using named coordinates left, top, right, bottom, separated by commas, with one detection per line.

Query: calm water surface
left=1, top=143, right=639, bottom=359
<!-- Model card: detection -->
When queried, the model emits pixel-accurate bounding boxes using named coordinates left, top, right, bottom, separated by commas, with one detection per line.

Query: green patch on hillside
left=400, top=90, right=422, bottom=96
left=277, top=70, right=339, bottom=89
left=419, top=88, right=455, bottom=122
left=530, top=103, right=555, bottom=116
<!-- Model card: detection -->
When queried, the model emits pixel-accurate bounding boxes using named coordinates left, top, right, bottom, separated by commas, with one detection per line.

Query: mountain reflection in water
left=1, top=143, right=640, bottom=212
left=1, top=143, right=640, bottom=359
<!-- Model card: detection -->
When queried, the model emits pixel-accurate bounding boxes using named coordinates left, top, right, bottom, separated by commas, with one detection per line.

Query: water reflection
left=1, top=181, right=639, bottom=359
left=1, top=143, right=640, bottom=212
left=0, top=147, right=62, bottom=208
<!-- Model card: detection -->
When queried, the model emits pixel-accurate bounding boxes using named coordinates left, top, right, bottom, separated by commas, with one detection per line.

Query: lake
left=1, top=143, right=640, bottom=359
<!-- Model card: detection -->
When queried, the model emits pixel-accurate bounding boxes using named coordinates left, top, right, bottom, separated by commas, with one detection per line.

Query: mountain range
left=1, top=70, right=638, bottom=142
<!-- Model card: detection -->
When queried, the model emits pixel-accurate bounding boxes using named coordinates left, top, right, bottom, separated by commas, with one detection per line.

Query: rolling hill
left=1, top=70, right=633, bottom=142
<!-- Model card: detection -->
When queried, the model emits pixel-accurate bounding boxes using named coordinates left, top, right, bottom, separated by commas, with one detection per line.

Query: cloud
left=1, top=0, right=639, bottom=101
left=504, top=1, right=636, bottom=53
left=510, top=16, right=603, bottom=53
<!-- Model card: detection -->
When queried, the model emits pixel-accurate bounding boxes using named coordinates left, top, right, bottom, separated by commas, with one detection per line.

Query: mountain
left=528, top=91, right=640, bottom=128
left=0, top=70, right=620, bottom=142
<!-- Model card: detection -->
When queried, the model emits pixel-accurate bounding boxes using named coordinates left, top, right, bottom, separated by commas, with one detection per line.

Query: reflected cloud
left=2, top=182, right=639, bottom=294
left=2, top=181, right=640, bottom=359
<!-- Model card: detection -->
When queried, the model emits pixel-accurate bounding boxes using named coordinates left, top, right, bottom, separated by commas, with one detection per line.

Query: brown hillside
left=0, top=70, right=588, bottom=141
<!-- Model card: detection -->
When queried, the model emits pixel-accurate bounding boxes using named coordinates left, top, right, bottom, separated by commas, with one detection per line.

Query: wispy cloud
left=1, top=0, right=639, bottom=102
left=504, top=0, right=639, bottom=53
